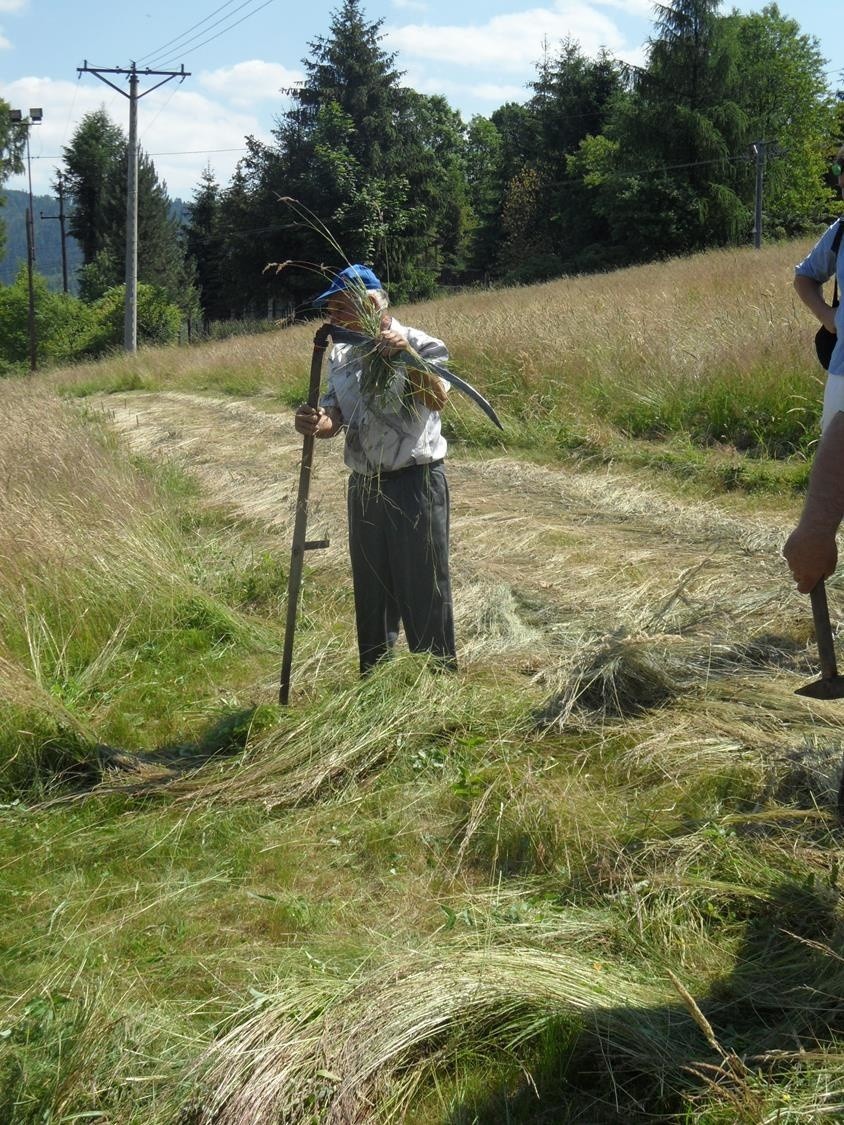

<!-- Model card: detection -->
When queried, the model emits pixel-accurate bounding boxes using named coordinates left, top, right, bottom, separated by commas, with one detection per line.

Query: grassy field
left=1, top=238, right=842, bottom=1123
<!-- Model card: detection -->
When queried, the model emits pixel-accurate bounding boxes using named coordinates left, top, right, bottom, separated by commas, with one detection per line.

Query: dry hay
left=535, top=632, right=704, bottom=727
left=453, top=579, right=543, bottom=658
left=184, top=944, right=667, bottom=1125
left=534, top=621, right=822, bottom=730
left=765, top=739, right=844, bottom=811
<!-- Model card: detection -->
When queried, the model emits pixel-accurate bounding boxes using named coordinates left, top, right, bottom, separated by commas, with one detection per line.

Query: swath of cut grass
left=180, top=944, right=667, bottom=1125
left=120, top=657, right=521, bottom=809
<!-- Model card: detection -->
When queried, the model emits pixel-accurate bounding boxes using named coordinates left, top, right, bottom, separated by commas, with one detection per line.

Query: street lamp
left=10, top=108, right=43, bottom=373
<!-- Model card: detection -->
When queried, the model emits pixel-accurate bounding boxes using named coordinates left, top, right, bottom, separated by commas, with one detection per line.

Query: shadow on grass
left=445, top=881, right=844, bottom=1124
left=94, top=706, right=272, bottom=778
left=26, top=706, right=278, bottom=803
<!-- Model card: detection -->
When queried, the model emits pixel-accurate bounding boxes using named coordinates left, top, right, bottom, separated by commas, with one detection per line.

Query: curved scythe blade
left=326, top=324, right=504, bottom=431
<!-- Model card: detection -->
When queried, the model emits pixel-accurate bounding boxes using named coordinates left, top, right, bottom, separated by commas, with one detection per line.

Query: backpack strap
left=832, top=218, right=844, bottom=306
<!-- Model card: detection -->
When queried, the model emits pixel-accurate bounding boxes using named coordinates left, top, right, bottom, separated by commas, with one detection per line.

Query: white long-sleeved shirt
left=320, top=316, right=449, bottom=474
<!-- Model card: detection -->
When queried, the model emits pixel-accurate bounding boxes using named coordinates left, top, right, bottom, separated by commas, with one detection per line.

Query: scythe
left=279, top=320, right=503, bottom=704
left=279, top=323, right=333, bottom=705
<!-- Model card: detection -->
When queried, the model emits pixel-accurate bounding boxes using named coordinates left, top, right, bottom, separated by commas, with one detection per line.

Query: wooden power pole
left=77, top=61, right=190, bottom=351
left=41, top=170, right=69, bottom=294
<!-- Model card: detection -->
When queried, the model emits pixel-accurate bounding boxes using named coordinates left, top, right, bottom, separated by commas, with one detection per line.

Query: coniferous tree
left=221, top=0, right=469, bottom=306
left=293, top=0, right=402, bottom=174
left=215, top=159, right=268, bottom=317
left=574, top=0, right=746, bottom=257
left=62, top=109, right=124, bottom=265
left=100, top=147, right=187, bottom=301
left=530, top=43, right=627, bottom=271
left=184, top=167, right=228, bottom=323
left=464, top=115, right=505, bottom=279
left=0, top=100, right=25, bottom=262
left=62, top=110, right=191, bottom=306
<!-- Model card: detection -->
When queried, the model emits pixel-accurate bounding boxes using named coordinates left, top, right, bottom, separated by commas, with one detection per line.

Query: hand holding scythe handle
left=279, top=323, right=333, bottom=705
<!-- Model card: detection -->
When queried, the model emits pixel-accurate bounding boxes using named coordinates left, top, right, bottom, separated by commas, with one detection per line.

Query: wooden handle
left=810, top=579, right=838, bottom=681
left=279, top=325, right=333, bottom=704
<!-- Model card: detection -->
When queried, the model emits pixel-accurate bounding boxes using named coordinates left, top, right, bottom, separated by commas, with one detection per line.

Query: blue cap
left=313, top=263, right=383, bottom=306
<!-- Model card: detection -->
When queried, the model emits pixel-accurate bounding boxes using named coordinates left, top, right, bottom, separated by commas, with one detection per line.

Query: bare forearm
left=783, top=411, right=844, bottom=591
left=794, top=274, right=837, bottom=334
left=799, top=410, right=844, bottom=533
left=408, top=366, right=447, bottom=411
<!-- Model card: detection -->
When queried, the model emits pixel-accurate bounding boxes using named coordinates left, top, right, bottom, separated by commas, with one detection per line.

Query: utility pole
left=41, top=169, right=69, bottom=294
left=77, top=60, right=189, bottom=352
left=751, top=140, right=767, bottom=250
left=10, top=107, right=42, bottom=373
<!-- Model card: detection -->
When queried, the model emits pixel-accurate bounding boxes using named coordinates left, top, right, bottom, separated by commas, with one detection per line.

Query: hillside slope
left=1, top=241, right=842, bottom=1123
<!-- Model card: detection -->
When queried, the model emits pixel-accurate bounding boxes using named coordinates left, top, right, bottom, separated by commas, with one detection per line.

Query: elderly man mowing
left=294, top=264, right=457, bottom=674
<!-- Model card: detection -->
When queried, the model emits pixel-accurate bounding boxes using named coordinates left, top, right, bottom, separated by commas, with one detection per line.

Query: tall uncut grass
left=47, top=240, right=826, bottom=473
left=0, top=384, right=276, bottom=795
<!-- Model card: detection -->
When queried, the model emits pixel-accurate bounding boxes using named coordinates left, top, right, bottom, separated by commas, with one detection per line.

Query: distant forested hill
left=0, top=189, right=187, bottom=293
left=0, top=189, right=83, bottom=292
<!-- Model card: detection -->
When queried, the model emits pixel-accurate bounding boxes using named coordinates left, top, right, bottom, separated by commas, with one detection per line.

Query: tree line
left=0, top=0, right=842, bottom=353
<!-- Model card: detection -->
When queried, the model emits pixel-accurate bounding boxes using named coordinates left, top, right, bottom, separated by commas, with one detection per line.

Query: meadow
left=0, top=238, right=842, bottom=1123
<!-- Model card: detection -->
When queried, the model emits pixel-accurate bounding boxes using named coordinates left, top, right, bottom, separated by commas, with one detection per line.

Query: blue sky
left=1, top=0, right=841, bottom=199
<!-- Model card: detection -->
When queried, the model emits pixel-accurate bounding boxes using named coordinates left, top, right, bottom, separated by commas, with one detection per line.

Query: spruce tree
left=290, top=0, right=402, bottom=174
left=233, top=0, right=469, bottom=304
left=588, top=0, right=746, bottom=255
left=63, top=111, right=190, bottom=305
left=62, top=109, right=124, bottom=265
left=0, top=100, right=25, bottom=263
left=184, top=167, right=228, bottom=323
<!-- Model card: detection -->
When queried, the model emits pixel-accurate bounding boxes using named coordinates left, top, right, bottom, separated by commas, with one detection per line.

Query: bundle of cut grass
left=535, top=632, right=694, bottom=727
left=454, top=579, right=542, bottom=659
left=534, top=626, right=812, bottom=729
left=138, top=656, right=515, bottom=809
left=180, top=944, right=669, bottom=1125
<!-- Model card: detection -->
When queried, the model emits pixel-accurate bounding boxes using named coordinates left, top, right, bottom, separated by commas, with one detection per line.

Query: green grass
left=1, top=240, right=842, bottom=1122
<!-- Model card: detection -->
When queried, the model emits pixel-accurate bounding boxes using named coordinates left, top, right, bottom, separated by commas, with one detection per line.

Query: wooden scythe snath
left=279, top=323, right=333, bottom=705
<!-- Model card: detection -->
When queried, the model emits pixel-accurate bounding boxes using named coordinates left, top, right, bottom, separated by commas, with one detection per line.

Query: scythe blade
left=326, top=324, right=504, bottom=431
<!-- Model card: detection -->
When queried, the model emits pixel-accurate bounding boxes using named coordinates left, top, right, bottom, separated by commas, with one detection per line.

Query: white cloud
left=592, top=0, right=653, bottom=16
left=387, top=1, right=630, bottom=72
left=402, top=65, right=529, bottom=108
left=470, top=82, right=533, bottom=102
left=0, top=0, right=26, bottom=12
left=199, top=60, right=304, bottom=108
left=0, top=29, right=10, bottom=49
left=0, top=76, right=272, bottom=199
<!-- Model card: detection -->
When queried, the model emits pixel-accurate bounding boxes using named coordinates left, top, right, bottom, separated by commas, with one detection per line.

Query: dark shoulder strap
left=833, top=219, right=844, bottom=304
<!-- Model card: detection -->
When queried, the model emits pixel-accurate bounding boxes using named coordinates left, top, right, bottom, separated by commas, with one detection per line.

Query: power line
left=149, top=0, right=277, bottom=69
left=136, top=0, right=245, bottom=65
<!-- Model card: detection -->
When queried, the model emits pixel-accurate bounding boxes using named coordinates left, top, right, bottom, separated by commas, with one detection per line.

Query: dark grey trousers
left=347, top=462, right=456, bottom=674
